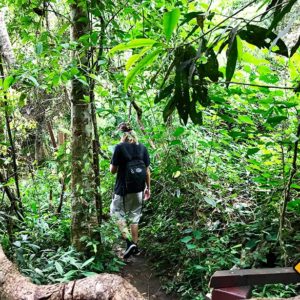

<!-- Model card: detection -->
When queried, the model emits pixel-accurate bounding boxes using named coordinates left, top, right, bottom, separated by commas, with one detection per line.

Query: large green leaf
left=155, top=84, right=175, bottom=103
left=125, top=47, right=151, bottom=71
left=173, top=127, right=185, bottom=137
left=163, top=97, right=177, bottom=121
left=180, top=11, right=204, bottom=26
left=226, top=29, right=238, bottom=86
left=55, top=261, right=64, bottom=275
left=109, top=39, right=157, bottom=56
left=175, top=73, right=189, bottom=125
left=238, top=115, right=254, bottom=125
left=287, top=199, right=300, bottom=214
left=203, top=48, right=220, bottom=82
left=291, top=36, right=300, bottom=57
left=266, top=115, right=287, bottom=127
left=192, top=82, right=210, bottom=107
left=239, top=24, right=288, bottom=57
left=189, top=102, right=203, bottom=125
left=124, top=48, right=162, bottom=91
left=3, top=76, right=15, bottom=91
left=163, top=8, right=180, bottom=42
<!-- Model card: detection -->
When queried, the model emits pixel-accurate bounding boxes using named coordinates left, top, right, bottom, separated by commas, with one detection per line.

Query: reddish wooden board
left=212, top=286, right=252, bottom=300
left=210, top=267, right=299, bottom=288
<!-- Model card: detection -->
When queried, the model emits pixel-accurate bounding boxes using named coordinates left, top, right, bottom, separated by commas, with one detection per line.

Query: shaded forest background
left=0, top=0, right=300, bottom=299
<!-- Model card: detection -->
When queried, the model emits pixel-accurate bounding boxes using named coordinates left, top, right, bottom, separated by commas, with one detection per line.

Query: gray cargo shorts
left=110, top=192, right=143, bottom=224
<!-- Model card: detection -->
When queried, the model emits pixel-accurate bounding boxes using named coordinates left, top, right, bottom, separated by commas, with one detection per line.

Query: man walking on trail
left=110, top=123, right=151, bottom=259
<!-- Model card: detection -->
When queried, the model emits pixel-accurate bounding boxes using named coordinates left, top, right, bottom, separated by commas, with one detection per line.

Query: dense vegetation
left=0, top=0, right=300, bottom=299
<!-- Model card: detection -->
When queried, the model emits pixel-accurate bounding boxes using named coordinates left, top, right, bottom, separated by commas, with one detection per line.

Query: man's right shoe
left=123, top=240, right=137, bottom=259
left=133, top=244, right=140, bottom=255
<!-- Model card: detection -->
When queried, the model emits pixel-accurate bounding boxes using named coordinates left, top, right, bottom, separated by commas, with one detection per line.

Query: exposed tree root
left=0, top=246, right=144, bottom=300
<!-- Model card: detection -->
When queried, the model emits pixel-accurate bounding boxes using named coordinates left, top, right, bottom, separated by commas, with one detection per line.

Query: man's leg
left=131, top=224, right=138, bottom=244
left=110, top=194, right=131, bottom=240
left=117, top=220, right=131, bottom=241
left=127, top=192, right=143, bottom=249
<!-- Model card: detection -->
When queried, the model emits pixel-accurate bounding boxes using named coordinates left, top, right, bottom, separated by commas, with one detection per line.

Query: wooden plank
left=212, top=286, right=252, bottom=300
left=210, top=268, right=299, bottom=288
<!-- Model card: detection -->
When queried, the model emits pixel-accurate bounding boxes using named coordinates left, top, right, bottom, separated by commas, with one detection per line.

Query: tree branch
left=218, top=81, right=295, bottom=90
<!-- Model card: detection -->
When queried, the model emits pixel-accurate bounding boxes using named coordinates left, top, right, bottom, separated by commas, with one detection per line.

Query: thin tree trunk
left=35, top=115, right=46, bottom=165
left=70, top=1, right=98, bottom=252
left=278, top=119, right=300, bottom=259
left=56, top=178, right=66, bottom=214
left=88, top=10, right=105, bottom=225
left=0, top=245, right=144, bottom=300
left=128, top=96, right=156, bottom=149
left=0, top=171, right=22, bottom=220
left=47, top=121, right=57, bottom=149
left=0, top=9, right=15, bottom=65
left=0, top=56, right=22, bottom=215
left=280, top=120, right=300, bottom=226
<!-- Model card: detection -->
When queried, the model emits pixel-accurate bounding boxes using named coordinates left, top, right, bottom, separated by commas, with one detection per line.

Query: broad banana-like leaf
left=125, top=47, right=151, bottom=71
left=124, top=48, right=162, bottom=91
left=109, top=39, right=157, bottom=56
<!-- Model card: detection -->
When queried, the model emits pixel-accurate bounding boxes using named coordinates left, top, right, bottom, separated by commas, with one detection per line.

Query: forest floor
left=116, top=246, right=178, bottom=299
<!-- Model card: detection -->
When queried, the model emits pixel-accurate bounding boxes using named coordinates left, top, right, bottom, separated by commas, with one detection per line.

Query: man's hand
left=144, top=187, right=151, bottom=200
left=110, top=164, right=118, bottom=174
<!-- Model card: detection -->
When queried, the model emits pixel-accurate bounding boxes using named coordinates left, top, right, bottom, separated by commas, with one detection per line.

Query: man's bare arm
left=144, top=167, right=151, bottom=200
left=146, top=167, right=151, bottom=189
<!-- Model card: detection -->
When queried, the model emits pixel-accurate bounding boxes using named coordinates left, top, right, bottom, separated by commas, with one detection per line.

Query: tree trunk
left=35, top=114, right=46, bottom=165
left=0, top=245, right=144, bottom=300
left=70, top=1, right=98, bottom=251
left=0, top=11, right=22, bottom=216
left=0, top=8, right=15, bottom=65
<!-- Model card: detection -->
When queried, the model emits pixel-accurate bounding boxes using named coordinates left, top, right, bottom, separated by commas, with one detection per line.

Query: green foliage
left=252, top=283, right=298, bottom=298
left=1, top=0, right=300, bottom=299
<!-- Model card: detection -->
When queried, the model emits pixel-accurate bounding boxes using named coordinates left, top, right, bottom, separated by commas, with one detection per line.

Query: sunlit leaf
left=3, top=75, right=14, bottom=91
left=173, top=127, right=185, bottom=137
left=109, top=39, right=158, bottom=56
left=290, top=184, right=300, bottom=190
left=238, top=115, right=254, bottom=125
left=163, top=8, right=180, bottom=42
left=125, top=47, right=151, bottom=71
left=124, top=48, right=162, bottom=91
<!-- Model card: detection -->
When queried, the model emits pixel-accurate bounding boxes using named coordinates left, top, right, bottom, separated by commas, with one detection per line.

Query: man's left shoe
left=123, top=240, right=137, bottom=259
left=133, top=244, right=140, bottom=255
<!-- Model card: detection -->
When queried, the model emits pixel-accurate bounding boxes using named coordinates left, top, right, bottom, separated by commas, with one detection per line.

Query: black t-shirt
left=111, top=142, right=150, bottom=196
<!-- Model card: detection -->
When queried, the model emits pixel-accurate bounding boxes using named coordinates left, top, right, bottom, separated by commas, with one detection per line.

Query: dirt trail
left=121, top=253, right=179, bottom=300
